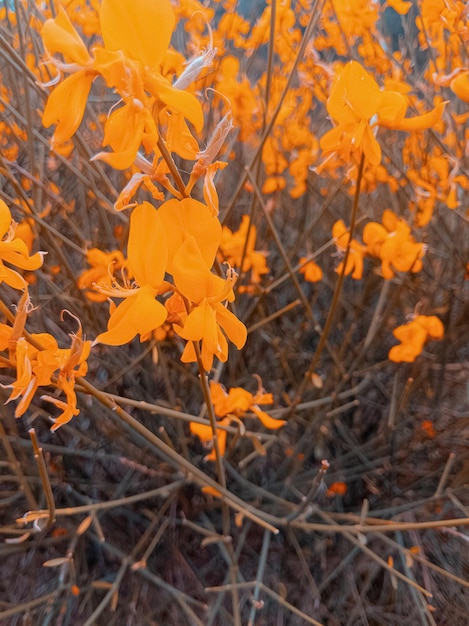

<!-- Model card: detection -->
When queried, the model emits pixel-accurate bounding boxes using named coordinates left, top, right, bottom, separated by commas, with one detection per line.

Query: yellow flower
left=190, top=381, right=285, bottom=461
left=42, top=0, right=204, bottom=166
left=77, top=248, right=128, bottom=302
left=41, top=6, right=98, bottom=147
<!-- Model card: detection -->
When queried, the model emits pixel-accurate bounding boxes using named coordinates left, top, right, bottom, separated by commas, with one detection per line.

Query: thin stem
left=29, top=428, right=56, bottom=532
left=157, top=135, right=188, bottom=198
left=295, top=153, right=366, bottom=404
left=193, top=342, right=226, bottom=490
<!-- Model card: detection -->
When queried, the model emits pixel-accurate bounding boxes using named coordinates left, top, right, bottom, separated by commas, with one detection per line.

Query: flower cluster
left=190, top=381, right=286, bottom=461
left=91, top=199, right=247, bottom=373
left=320, top=61, right=446, bottom=167
left=41, top=0, right=203, bottom=169
left=0, top=200, right=90, bottom=427
left=332, top=210, right=426, bottom=280
left=389, top=315, right=444, bottom=363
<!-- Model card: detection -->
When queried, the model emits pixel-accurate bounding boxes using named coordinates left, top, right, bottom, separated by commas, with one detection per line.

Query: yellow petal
left=190, top=421, right=213, bottom=443
left=178, top=302, right=216, bottom=348
left=362, top=124, right=382, bottom=165
left=387, top=0, right=412, bottom=15
left=94, top=297, right=138, bottom=346
left=100, top=0, right=175, bottom=68
left=416, top=315, right=444, bottom=339
left=0, top=264, right=27, bottom=290
left=93, top=101, right=157, bottom=170
left=145, top=73, right=204, bottom=132
left=377, top=90, right=407, bottom=126
left=0, top=199, right=12, bottom=237
left=128, top=202, right=167, bottom=288
left=214, top=304, right=247, bottom=350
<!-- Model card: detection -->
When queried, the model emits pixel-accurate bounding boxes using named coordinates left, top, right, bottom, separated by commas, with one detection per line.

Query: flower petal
left=41, top=6, right=92, bottom=66
left=327, top=61, right=381, bottom=123
left=172, top=236, right=210, bottom=303
left=43, top=71, right=95, bottom=146
left=128, top=202, right=167, bottom=288
left=100, top=0, right=175, bottom=68
left=130, top=285, right=167, bottom=336
left=158, top=198, right=221, bottom=274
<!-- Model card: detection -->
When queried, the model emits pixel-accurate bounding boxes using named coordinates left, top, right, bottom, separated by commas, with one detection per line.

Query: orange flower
left=363, top=210, right=426, bottom=279
left=210, top=381, right=286, bottom=430
left=389, top=315, right=444, bottom=363
left=0, top=200, right=44, bottom=290
left=2, top=301, right=90, bottom=429
left=326, top=481, right=347, bottom=497
left=190, top=381, right=285, bottom=461
left=77, top=248, right=128, bottom=302
left=172, top=236, right=247, bottom=372
left=41, top=6, right=98, bottom=147
left=299, top=257, right=323, bottom=283
left=320, top=61, right=446, bottom=165
left=332, top=220, right=367, bottom=280
left=42, top=0, right=204, bottom=167
left=93, top=203, right=168, bottom=346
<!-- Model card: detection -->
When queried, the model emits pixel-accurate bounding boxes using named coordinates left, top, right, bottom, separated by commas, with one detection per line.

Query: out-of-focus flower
left=363, top=210, right=426, bottom=279
left=299, top=257, right=323, bottom=283
left=332, top=220, right=367, bottom=280
left=389, top=315, right=444, bottom=363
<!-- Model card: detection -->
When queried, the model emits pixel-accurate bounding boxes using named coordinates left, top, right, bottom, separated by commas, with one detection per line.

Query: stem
left=193, top=342, right=226, bottom=491
left=29, top=428, right=56, bottom=532
left=295, top=153, right=366, bottom=404
left=157, top=136, right=188, bottom=198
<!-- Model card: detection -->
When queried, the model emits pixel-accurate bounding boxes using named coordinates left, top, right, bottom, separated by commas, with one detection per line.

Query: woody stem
left=193, top=342, right=227, bottom=491
left=297, top=152, right=366, bottom=403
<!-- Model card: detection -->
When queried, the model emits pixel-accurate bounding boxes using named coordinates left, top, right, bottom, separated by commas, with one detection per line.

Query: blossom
left=93, top=203, right=168, bottom=346
left=1, top=297, right=90, bottom=429
left=77, top=248, right=128, bottom=302
left=0, top=200, right=44, bottom=290
left=41, top=6, right=98, bottom=147
left=320, top=61, right=446, bottom=165
left=389, top=315, right=444, bottom=363
left=42, top=0, right=204, bottom=167
left=190, top=381, right=285, bottom=461
left=363, top=210, right=425, bottom=279
left=299, top=257, right=323, bottom=283
left=332, top=220, right=367, bottom=280
left=172, top=236, right=247, bottom=372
